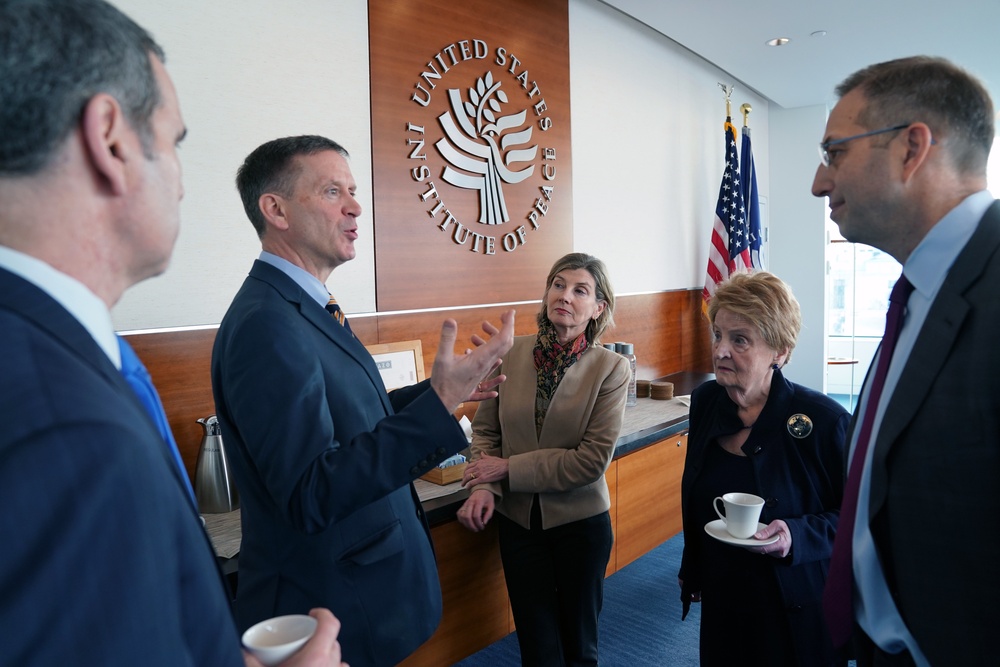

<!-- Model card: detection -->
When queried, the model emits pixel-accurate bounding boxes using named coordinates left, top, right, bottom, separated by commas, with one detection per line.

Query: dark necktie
left=823, top=274, right=914, bottom=646
left=325, top=295, right=353, bottom=334
left=117, top=336, right=197, bottom=504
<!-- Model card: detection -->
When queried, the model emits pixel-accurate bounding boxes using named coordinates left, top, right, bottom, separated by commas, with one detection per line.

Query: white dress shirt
left=851, top=189, right=994, bottom=665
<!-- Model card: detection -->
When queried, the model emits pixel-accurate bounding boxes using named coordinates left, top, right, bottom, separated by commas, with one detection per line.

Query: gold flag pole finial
left=718, top=82, right=734, bottom=117
left=740, top=103, right=752, bottom=128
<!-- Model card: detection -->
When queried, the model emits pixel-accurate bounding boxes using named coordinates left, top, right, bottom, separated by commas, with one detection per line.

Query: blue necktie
left=117, top=336, right=197, bottom=504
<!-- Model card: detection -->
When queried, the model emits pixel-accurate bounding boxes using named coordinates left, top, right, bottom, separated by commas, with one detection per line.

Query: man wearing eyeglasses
left=813, top=56, right=999, bottom=667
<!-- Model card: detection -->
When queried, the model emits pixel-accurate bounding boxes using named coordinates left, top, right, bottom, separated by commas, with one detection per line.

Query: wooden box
left=420, top=462, right=467, bottom=485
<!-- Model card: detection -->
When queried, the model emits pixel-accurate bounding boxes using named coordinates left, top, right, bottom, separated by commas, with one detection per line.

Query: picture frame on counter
left=365, top=339, right=424, bottom=391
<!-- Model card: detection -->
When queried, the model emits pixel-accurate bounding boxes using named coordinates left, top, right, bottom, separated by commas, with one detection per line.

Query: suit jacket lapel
left=0, top=267, right=199, bottom=508
left=503, top=338, right=540, bottom=449
left=247, top=261, right=391, bottom=411
left=868, top=201, right=1000, bottom=516
left=0, top=267, right=121, bottom=388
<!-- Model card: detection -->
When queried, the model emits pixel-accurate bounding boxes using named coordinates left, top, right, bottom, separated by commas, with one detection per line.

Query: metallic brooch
left=786, top=414, right=813, bottom=439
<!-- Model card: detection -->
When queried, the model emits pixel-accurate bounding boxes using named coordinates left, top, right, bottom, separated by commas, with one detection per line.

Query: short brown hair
left=236, top=135, right=350, bottom=237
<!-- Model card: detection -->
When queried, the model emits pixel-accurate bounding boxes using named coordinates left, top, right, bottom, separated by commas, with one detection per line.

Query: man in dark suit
left=212, top=135, right=515, bottom=667
left=0, top=2, right=344, bottom=665
left=813, top=56, right=999, bottom=666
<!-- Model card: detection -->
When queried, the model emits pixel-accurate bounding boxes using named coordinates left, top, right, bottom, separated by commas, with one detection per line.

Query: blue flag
left=741, top=126, right=763, bottom=269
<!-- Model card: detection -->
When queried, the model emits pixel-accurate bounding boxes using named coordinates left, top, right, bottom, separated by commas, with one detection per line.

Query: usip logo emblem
left=407, top=40, right=557, bottom=255
left=437, top=70, right=536, bottom=226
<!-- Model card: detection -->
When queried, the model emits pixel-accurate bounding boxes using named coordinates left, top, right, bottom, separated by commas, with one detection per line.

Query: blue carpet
left=453, top=533, right=701, bottom=666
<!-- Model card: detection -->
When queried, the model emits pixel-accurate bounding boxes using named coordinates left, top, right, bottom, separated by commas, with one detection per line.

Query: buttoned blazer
left=679, top=370, right=848, bottom=666
left=861, top=200, right=1000, bottom=666
left=211, top=260, right=469, bottom=667
left=0, top=268, right=242, bottom=666
left=468, top=335, right=630, bottom=530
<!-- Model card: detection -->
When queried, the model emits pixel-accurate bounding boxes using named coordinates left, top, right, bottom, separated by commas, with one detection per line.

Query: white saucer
left=704, top=519, right=779, bottom=547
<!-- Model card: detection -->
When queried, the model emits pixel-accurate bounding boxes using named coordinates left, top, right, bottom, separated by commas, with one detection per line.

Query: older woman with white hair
left=679, top=271, right=849, bottom=667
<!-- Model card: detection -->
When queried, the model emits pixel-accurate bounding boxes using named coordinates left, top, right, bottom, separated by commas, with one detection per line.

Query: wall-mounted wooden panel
left=128, top=328, right=217, bottom=482
left=368, top=0, right=573, bottom=311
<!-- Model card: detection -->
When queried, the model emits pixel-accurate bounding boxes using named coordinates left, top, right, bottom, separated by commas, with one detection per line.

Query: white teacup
left=713, top=492, right=765, bottom=539
left=242, top=614, right=317, bottom=666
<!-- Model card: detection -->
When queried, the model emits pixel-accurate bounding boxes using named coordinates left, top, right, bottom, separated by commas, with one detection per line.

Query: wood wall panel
left=368, top=0, right=574, bottom=311
left=680, top=290, right=714, bottom=373
left=123, top=289, right=710, bottom=486
left=128, top=328, right=217, bottom=481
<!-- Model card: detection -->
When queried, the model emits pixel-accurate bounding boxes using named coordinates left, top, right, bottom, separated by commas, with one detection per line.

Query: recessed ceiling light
left=766, top=37, right=791, bottom=47
left=811, top=30, right=827, bottom=38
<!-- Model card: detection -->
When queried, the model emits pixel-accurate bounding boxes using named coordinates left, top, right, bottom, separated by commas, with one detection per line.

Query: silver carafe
left=194, top=415, right=239, bottom=513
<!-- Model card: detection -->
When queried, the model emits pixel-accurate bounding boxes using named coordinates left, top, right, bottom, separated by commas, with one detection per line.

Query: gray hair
left=0, top=0, right=165, bottom=176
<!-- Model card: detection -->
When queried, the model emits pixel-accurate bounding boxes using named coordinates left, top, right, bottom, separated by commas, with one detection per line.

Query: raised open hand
left=430, top=310, right=514, bottom=413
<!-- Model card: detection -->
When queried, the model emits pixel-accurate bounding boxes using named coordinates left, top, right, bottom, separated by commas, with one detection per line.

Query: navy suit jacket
left=860, top=200, right=1000, bottom=665
left=0, top=268, right=241, bottom=666
left=211, top=260, right=469, bottom=667
left=680, top=370, right=848, bottom=666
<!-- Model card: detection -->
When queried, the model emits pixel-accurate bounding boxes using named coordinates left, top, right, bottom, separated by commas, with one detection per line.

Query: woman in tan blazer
left=458, top=252, right=630, bottom=667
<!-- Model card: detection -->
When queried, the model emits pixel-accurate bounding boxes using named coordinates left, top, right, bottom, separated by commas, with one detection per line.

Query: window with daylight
left=824, top=137, right=1000, bottom=411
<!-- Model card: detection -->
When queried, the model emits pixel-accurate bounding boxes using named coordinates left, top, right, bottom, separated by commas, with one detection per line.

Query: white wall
left=109, top=0, right=775, bottom=338
left=768, top=105, right=830, bottom=391
left=569, top=0, right=769, bottom=294
left=112, top=0, right=375, bottom=328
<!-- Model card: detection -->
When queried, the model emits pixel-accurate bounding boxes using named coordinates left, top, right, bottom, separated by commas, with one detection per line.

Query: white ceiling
left=602, top=0, right=1000, bottom=110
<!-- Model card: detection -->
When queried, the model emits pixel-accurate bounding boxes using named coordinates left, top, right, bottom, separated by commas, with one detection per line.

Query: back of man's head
left=836, top=56, right=994, bottom=175
left=0, top=0, right=165, bottom=177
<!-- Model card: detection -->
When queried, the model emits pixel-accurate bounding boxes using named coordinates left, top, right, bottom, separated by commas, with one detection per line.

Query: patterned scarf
left=533, top=322, right=589, bottom=436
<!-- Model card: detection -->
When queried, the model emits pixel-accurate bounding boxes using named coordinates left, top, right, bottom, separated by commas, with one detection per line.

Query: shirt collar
left=258, top=250, right=330, bottom=308
left=0, top=245, right=120, bottom=367
left=903, top=190, right=994, bottom=297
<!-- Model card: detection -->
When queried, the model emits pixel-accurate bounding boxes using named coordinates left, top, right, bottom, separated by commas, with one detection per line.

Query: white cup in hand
left=713, top=492, right=764, bottom=539
left=242, top=614, right=317, bottom=666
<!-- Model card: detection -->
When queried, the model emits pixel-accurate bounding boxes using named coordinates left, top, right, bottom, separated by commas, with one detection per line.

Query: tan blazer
left=469, top=335, right=630, bottom=529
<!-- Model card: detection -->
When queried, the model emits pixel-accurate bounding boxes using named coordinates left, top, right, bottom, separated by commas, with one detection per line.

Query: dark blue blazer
left=679, top=370, right=849, bottom=665
left=862, top=200, right=1000, bottom=665
left=211, top=261, right=469, bottom=667
left=0, top=267, right=241, bottom=666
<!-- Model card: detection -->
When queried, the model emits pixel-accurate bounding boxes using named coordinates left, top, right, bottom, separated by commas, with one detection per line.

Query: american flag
left=703, top=118, right=751, bottom=307
left=741, top=125, right=763, bottom=269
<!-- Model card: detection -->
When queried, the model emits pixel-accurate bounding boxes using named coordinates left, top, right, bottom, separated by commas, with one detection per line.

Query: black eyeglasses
left=818, top=123, right=910, bottom=167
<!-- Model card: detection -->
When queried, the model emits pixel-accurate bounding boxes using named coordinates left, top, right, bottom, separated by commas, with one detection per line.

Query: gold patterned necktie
left=325, top=295, right=353, bottom=334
